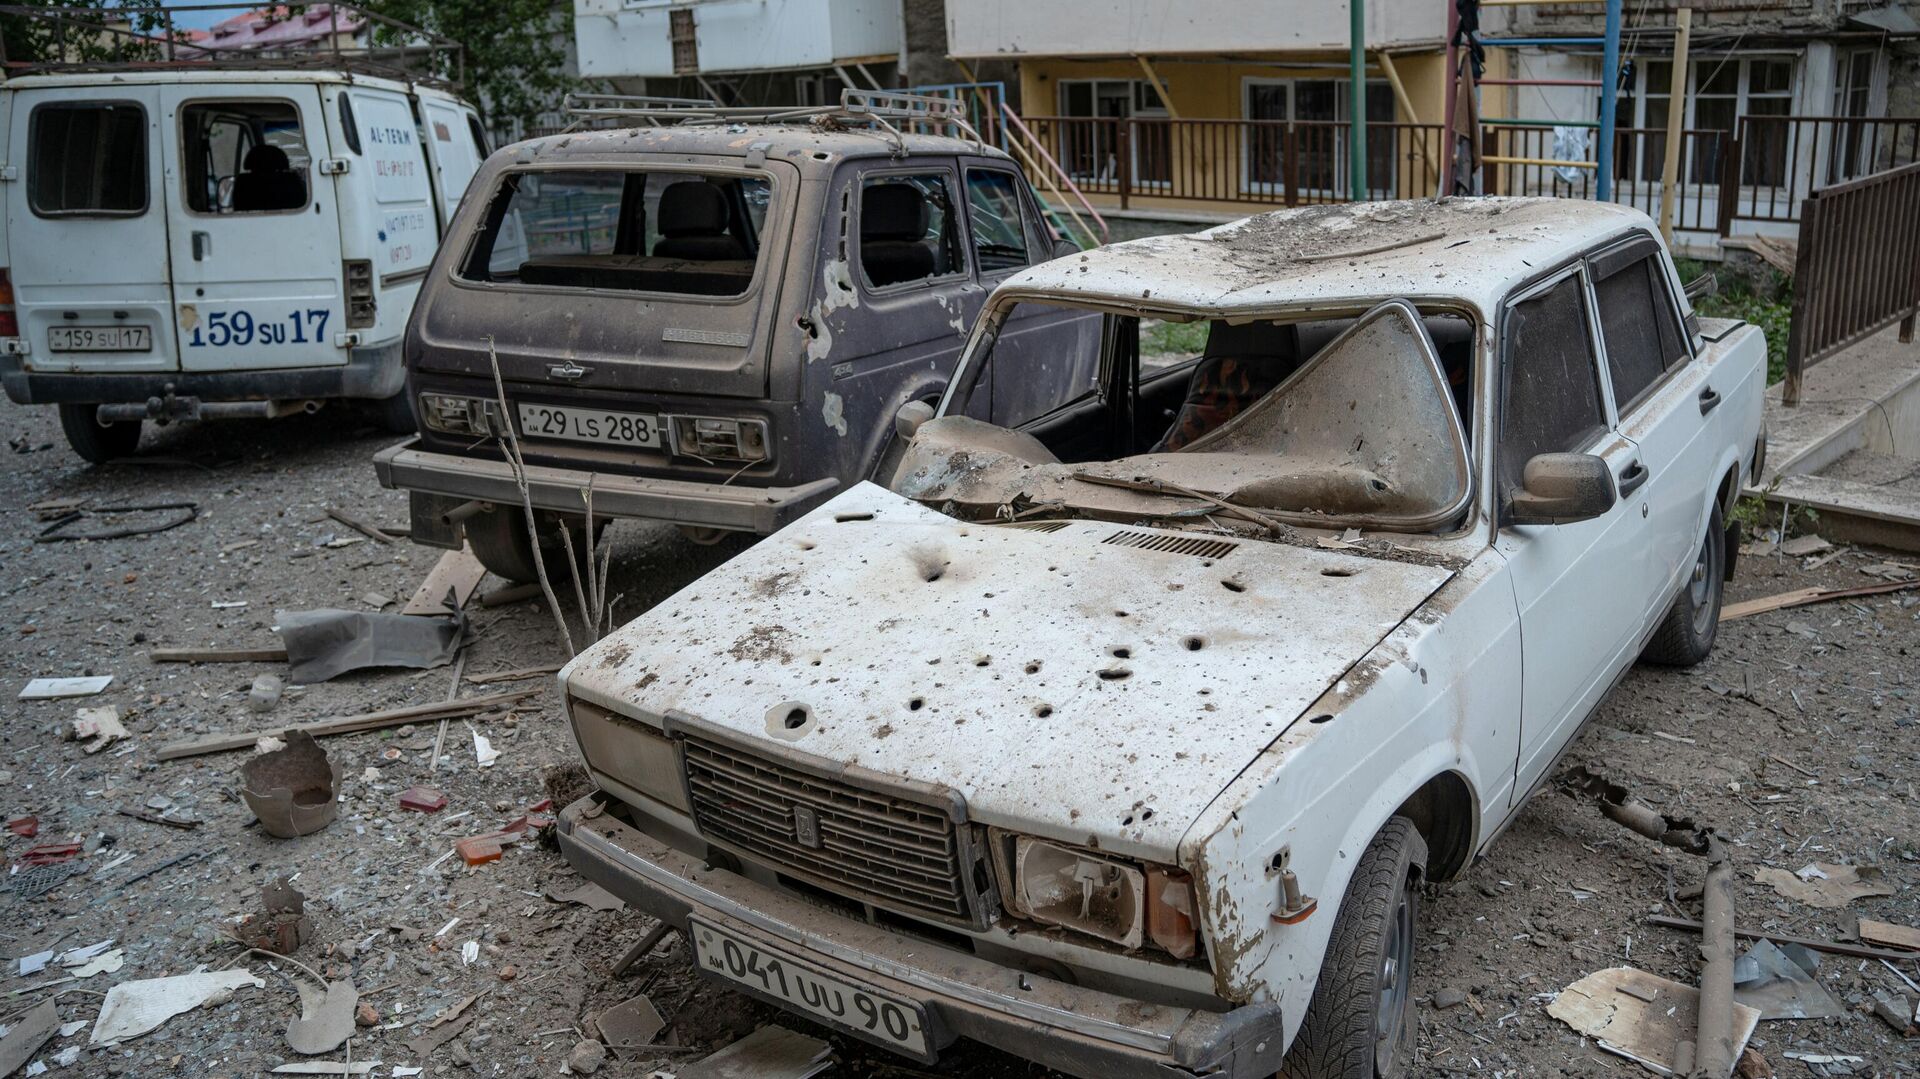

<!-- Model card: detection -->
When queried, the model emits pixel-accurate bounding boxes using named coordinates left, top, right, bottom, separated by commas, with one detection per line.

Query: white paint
left=806, top=259, right=860, bottom=364
left=819, top=391, right=849, bottom=436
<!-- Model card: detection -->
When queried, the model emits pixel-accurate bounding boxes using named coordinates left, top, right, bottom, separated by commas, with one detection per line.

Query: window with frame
left=1501, top=274, right=1608, bottom=494
left=181, top=100, right=311, bottom=214
left=964, top=170, right=1032, bottom=274
left=29, top=102, right=148, bottom=216
left=1636, top=56, right=1796, bottom=186
left=1591, top=248, right=1688, bottom=411
left=858, top=174, right=962, bottom=290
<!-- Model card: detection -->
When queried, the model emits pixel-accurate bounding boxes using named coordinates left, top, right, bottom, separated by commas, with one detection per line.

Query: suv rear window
left=460, top=169, right=771, bottom=297
left=29, top=102, right=147, bottom=216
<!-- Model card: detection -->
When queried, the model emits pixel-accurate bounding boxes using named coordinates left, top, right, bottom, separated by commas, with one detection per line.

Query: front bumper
left=556, top=796, right=1286, bottom=1079
left=373, top=438, right=839, bottom=534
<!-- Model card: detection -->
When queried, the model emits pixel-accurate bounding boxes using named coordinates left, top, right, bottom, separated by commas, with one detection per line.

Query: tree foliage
left=363, top=0, right=573, bottom=131
left=0, top=0, right=172, bottom=66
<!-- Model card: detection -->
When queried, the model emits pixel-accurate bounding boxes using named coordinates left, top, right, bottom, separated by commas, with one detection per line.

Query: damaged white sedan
left=555, top=198, right=1767, bottom=1079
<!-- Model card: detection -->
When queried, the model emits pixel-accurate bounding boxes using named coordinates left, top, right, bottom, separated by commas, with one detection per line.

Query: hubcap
left=1375, top=885, right=1414, bottom=1074
left=1689, top=531, right=1717, bottom=634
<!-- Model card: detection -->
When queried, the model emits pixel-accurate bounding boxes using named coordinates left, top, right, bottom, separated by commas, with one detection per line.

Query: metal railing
left=1718, top=114, right=1920, bottom=231
left=1021, top=115, right=1444, bottom=207
left=1481, top=124, right=1731, bottom=234
left=1781, top=160, right=1920, bottom=405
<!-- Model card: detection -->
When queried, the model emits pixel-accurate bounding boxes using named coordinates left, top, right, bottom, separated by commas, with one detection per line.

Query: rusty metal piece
left=241, top=730, right=343, bottom=838
left=234, top=879, right=312, bottom=954
left=1563, top=765, right=1714, bottom=856
left=1695, top=843, right=1738, bottom=1078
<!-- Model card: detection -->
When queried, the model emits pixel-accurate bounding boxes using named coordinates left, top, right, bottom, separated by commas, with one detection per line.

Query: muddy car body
left=554, top=198, right=1768, bottom=1077
left=373, top=94, right=1093, bottom=582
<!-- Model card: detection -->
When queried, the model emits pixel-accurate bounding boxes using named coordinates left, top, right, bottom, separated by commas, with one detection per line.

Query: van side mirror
left=1052, top=237, right=1081, bottom=259
left=894, top=400, right=935, bottom=441
left=1508, top=453, right=1616, bottom=525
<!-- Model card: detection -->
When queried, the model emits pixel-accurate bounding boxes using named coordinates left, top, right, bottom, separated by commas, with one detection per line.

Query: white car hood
left=566, top=484, right=1454, bottom=858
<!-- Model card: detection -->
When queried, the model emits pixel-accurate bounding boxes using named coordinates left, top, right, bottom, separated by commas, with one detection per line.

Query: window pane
left=1247, top=83, right=1288, bottom=122
left=1696, top=60, right=1739, bottom=97
left=965, top=170, right=1031, bottom=273
left=860, top=174, right=961, bottom=289
left=1749, top=59, right=1794, bottom=95
left=181, top=100, right=309, bottom=213
left=1593, top=255, right=1686, bottom=410
left=1502, top=275, right=1606, bottom=491
left=29, top=102, right=147, bottom=215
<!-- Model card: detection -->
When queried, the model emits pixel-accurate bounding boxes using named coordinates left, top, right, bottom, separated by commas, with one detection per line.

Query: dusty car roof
left=1001, top=197, right=1650, bottom=317
left=510, top=122, right=1005, bottom=166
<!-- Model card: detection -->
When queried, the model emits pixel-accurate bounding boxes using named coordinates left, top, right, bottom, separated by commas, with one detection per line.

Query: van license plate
left=517, top=403, right=664, bottom=449
left=49, top=326, right=151, bottom=352
left=689, top=918, right=934, bottom=1060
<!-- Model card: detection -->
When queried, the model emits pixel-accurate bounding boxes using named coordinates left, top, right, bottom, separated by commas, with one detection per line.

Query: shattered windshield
left=895, top=299, right=1475, bottom=533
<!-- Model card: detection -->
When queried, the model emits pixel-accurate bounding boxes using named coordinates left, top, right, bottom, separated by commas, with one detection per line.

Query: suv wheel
left=466, top=506, right=600, bottom=585
left=376, top=391, right=418, bottom=434
left=58, top=404, right=141, bottom=464
left=1280, top=817, right=1427, bottom=1079
left=1640, top=502, right=1725, bottom=667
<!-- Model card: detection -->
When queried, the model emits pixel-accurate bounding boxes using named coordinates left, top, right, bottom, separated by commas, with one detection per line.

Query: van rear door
left=159, top=83, right=347, bottom=373
left=8, top=85, right=180, bottom=376
left=417, top=96, right=487, bottom=222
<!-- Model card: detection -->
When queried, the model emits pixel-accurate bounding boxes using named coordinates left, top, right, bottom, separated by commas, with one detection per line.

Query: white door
left=7, top=86, right=179, bottom=375
left=418, top=97, right=487, bottom=223
left=1493, top=267, right=1661, bottom=800
left=161, top=84, right=346, bottom=372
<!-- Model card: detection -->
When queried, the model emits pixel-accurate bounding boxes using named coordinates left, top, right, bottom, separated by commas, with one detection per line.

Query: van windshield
left=459, top=169, right=771, bottom=297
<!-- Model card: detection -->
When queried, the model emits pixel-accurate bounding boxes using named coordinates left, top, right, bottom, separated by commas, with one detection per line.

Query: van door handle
left=1617, top=459, right=1650, bottom=497
left=191, top=231, right=212, bottom=261
left=1698, top=385, right=1721, bottom=415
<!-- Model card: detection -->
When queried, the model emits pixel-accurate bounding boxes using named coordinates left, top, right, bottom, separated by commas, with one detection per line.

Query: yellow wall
left=1018, top=54, right=1451, bottom=124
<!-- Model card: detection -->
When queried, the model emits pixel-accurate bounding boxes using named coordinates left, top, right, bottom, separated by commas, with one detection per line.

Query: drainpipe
left=1350, top=0, right=1368, bottom=199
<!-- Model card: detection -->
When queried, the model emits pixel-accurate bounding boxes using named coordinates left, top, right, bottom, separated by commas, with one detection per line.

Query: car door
left=162, top=83, right=347, bottom=372
left=958, top=162, right=1102, bottom=428
left=418, top=96, right=488, bottom=224
left=8, top=86, right=179, bottom=376
left=1586, top=236, right=1716, bottom=625
left=1493, top=265, right=1662, bottom=801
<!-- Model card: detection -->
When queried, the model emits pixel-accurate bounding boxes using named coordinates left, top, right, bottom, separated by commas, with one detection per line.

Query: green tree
left=364, top=0, right=573, bottom=132
left=1, top=0, right=170, bottom=67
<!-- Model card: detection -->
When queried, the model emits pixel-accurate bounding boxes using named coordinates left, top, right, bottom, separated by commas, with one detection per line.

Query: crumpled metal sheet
left=241, top=731, right=343, bottom=838
left=274, top=608, right=465, bottom=684
left=1733, top=938, right=1845, bottom=1021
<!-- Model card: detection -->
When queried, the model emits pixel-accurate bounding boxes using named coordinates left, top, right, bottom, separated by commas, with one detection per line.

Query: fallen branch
left=1719, top=579, right=1919, bottom=622
left=486, top=337, right=576, bottom=657
left=326, top=508, right=396, bottom=546
left=149, top=646, right=289, bottom=664
left=466, top=664, right=564, bottom=685
left=155, top=688, right=538, bottom=760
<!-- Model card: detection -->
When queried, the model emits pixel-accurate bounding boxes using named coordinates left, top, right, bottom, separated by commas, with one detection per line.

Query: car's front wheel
left=1641, top=502, right=1725, bottom=667
left=1280, top=817, right=1427, bottom=1079
left=58, top=404, right=141, bottom=464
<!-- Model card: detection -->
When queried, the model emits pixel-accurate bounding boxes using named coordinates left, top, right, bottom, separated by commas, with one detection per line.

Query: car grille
left=682, top=737, right=974, bottom=924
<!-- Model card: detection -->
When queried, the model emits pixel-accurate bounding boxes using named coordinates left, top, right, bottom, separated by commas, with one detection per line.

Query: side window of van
left=858, top=174, right=963, bottom=291
left=181, top=101, right=311, bottom=214
left=29, top=102, right=147, bottom=217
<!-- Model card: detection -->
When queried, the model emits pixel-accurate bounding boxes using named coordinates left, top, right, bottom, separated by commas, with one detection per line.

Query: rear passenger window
left=460, top=169, right=771, bottom=297
left=1501, top=274, right=1607, bottom=493
left=965, top=170, right=1032, bottom=273
left=859, top=174, right=963, bottom=290
left=180, top=100, right=310, bottom=214
left=29, top=102, right=147, bottom=216
left=1592, top=254, right=1688, bottom=410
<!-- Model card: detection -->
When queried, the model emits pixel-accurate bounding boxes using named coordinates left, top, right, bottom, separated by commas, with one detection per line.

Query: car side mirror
left=1508, top=452, right=1616, bottom=525
left=894, top=400, right=935, bottom=441
left=1052, top=237, right=1081, bottom=259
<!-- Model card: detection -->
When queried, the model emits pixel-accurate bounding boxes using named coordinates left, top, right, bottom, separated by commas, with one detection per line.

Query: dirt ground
left=1, top=402, right=1917, bottom=1078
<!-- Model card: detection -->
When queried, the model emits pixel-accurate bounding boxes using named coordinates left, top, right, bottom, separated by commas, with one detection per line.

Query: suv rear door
left=9, top=85, right=179, bottom=375
left=160, top=82, right=346, bottom=372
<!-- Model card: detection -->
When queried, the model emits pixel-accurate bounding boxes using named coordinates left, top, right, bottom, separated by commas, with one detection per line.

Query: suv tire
left=466, top=506, right=600, bottom=586
left=1280, top=817, right=1427, bottom=1079
left=58, top=404, right=141, bottom=464
left=1641, top=502, right=1725, bottom=667
left=376, top=391, right=418, bottom=434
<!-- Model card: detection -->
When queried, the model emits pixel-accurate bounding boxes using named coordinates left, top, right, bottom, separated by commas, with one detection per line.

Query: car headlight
left=419, top=394, right=501, bottom=438
left=1004, top=836, right=1197, bottom=958
left=670, top=415, right=768, bottom=462
left=564, top=697, right=690, bottom=814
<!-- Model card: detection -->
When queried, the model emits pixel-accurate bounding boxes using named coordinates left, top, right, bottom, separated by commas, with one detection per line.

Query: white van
left=0, top=69, right=491, bottom=461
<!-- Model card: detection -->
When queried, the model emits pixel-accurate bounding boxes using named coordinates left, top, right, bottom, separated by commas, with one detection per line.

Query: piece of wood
left=1647, top=915, right=1920, bottom=962
left=1546, top=967, right=1759, bottom=1076
left=148, top=646, right=289, bottom=664
left=326, top=507, right=396, bottom=545
left=466, top=664, right=564, bottom=685
left=1859, top=918, right=1920, bottom=953
left=402, top=546, right=488, bottom=616
left=154, top=689, right=538, bottom=760
left=478, top=581, right=542, bottom=608
left=1719, top=579, right=1919, bottom=622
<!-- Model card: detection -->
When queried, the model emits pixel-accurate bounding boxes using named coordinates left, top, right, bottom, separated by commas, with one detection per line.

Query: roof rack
left=0, top=3, right=464, bottom=88
left=559, top=88, right=985, bottom=154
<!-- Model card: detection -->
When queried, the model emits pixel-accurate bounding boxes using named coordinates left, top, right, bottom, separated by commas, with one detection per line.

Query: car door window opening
left=1500, top=274, right=1609, bottom=495
left=181, top=99, right=311, bottom=214
left=28, top=101, right=148, bottom=217
left=858, top=173, right=964, bottom=290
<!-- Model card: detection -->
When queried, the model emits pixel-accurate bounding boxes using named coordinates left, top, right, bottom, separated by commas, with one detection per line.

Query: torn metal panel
left=1733, top=939, right=1844, bottom=1021
left=274, top=608, right=465, bottom=684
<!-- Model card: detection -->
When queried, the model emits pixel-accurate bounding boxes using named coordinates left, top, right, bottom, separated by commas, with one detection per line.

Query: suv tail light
left=344, top=260, right=375, bottom=328
left=0, top=269, right=18, bottom=338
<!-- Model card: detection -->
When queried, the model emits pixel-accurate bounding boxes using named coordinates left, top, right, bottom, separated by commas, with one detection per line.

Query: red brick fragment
left=398, top=787, right=449, bottom=813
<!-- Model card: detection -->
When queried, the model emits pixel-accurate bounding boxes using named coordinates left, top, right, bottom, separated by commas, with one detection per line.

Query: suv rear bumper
left=374, top=438, right=839, bottom=534
left=557, top=796, right=1286, bottom=1079
left=0, top=343, right=404, bottom=405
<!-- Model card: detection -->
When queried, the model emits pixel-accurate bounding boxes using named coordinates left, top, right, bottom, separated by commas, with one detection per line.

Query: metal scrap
left=679, top=1025, right=833, bottom=1079
left=241, top=731, right=344, bottom=838
left=273, top=608, right=466, bottom=684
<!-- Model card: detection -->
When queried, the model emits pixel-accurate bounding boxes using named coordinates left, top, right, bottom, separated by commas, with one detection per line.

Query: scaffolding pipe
left=1597, top=0, right=1622, bottom=200
left=1349, top=0, right=1368, bottom=199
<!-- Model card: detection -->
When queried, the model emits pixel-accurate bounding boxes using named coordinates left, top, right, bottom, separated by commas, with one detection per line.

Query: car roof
left=505, top=121, right=1009, bottom=170
left=999, top=197, right=1652, bottom=318
left=1, top=69, right=466, bottom=100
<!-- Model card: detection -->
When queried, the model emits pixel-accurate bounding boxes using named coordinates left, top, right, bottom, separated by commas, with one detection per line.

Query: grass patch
left=1676, top=257, right=1792, bottom=386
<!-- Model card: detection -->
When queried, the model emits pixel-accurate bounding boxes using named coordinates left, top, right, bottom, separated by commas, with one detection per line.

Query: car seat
left=231, top=144, right=306, bottom=212
left=1151, top=321, right=1303, bottom=452
left=861, top=184, right=937, bottom=287
left=652, top=182, right=748, bottom=261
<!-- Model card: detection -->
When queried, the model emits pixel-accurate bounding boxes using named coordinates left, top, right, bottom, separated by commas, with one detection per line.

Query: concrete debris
left=89, top=968, right=265, bottom=1046
left=274, top=607, right=465, bottom=684
left=1752, top=863, right=1897, bottom=909
left=397, top=787, right=448, bottom=813
left=1778, top=534, right=1832, bottom=557
left=285, top=978, right=359, bottom=1055
left=17, top=675, right=112, bottom=700
left=249, top=674, right=285, bottom=713
left=0, top=1000, right=58, bottom=1077
left=565, top=1039, right=606, bottom=1075
left=1546, top=967, right=1760, bottom=1077
left=66, top=706, right=128, bottom=753
left=1870, top=992, right=1918, bottom=1036
left=241, top=730, right=344, bottom=838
